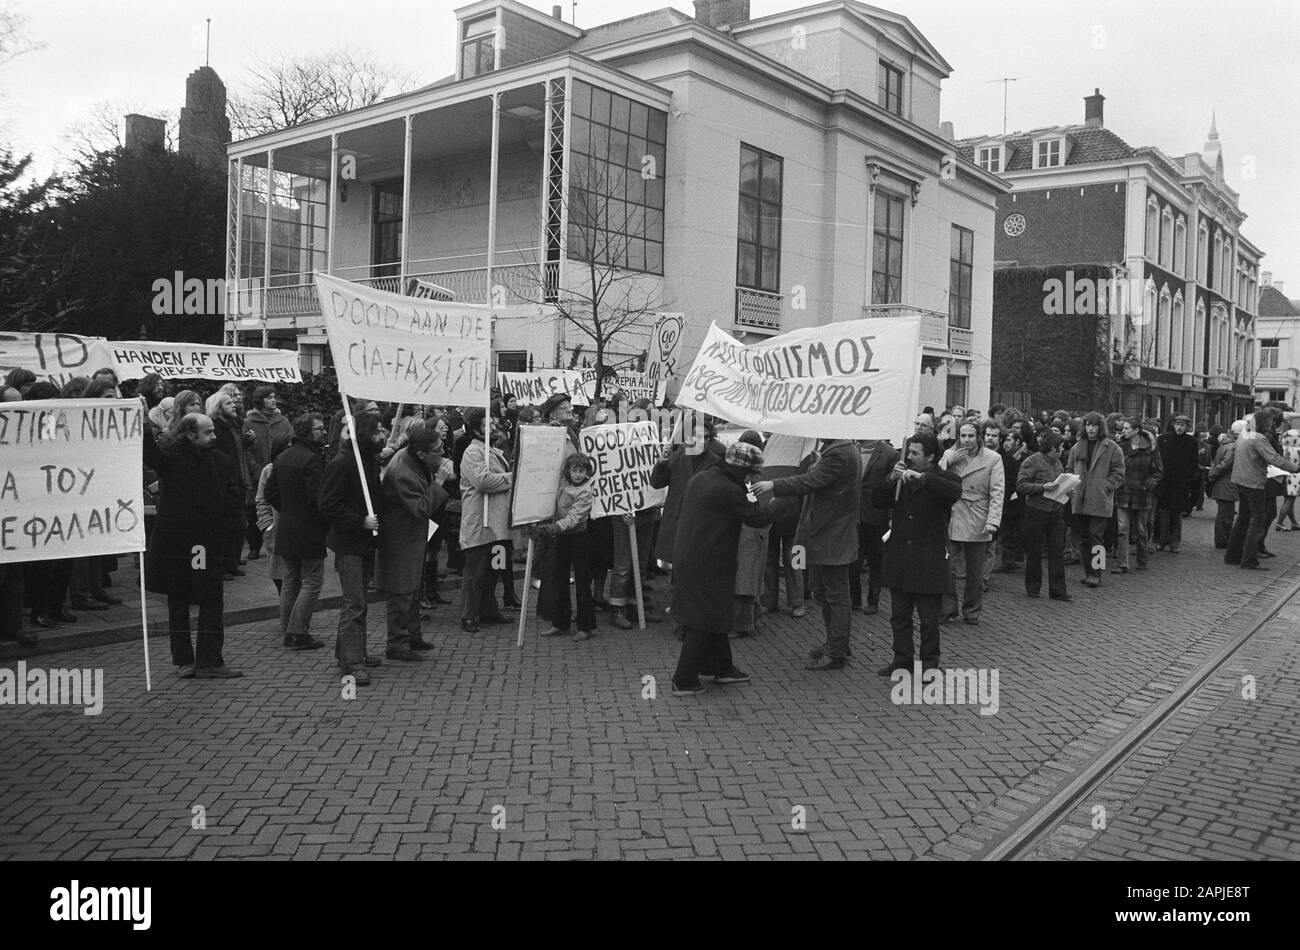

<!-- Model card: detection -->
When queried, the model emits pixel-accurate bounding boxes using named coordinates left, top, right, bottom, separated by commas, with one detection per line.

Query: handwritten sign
left=678, top=318, right=922, bottom=439
left=0, top=399, right=146, bottom=563
left=317, top=272, right=493, bottom=405
left=498, top=369, right=590, bottom=405
left=579, top=422, right=668, bottom=518
left=646, top=312, right=683, bottom=384
left=0, top=332, right=114, bottom=391
left=510, top=424, right=570, bottom=526
left=108, top=341, right=301, bottom=382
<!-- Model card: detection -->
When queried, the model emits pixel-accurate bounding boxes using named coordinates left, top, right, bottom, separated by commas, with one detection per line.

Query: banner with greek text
left=0, top=399, right=146, bottom=563
left=107, top=341, right=301, bottom=382
left=316, top=273, right=493, bottom=406
left=677, top=319, right=922, bottom=439
left=579, top=421, right=668, bottom=518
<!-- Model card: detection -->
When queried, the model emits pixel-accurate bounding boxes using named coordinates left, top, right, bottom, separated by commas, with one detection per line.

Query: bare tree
left=59, top=101, right=177, bottom=165
left=228, top=51, right=417, bottom=137
left=0, top=1, right=43, bottom=69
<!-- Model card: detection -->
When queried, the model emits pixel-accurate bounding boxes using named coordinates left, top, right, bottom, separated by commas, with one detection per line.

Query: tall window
left=1174, top=217, right=1187, bottom=277
left=945, top=375, right=968, bottom=409
left=1145, top=197, right=1160, bottom=261
left=1213, top=232, right=1223, bottom=292
left=1197, top=222, right=1208, bottom=284
left=872, top=193, right=905, bottom=304
left=736, top=144, right=782, bottom=293
left=878, top=62, right=903, bottom=116
left=1260, top=339, right=1280, bottom=370
left=1194, top=300, right=1206, bottom=375
left=238, top=165, right=328, bottom=286
left=461, top=15, right=497, bottom=78
left=949, top=225, right=973, bottom=329
left=1171, top=291, right=1185, bottom=372
left=976, top=146, right=1001, bottom=173
left=1159, top=208, right=1174, bottom=271
left=1157, top=285, right=1172, bottom=368
left=568, top=80, right=668, bottom=274
left=372, top=180, right=403, bottom=278
left=1034, top=139, right=1062, bottom=168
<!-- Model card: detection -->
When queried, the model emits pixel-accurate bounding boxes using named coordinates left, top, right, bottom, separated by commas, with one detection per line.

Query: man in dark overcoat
left=851, top=438, right=900, bottom=615
left=266, top=412, right=329, bottom=650
left=377, top=427, right=450, bottom=659
left=670, top=442, right=773, bottom=695
left=143, top=413, right=243, bottom=679
left=1155, top=414, right=1198, bottom=552
left=870, top=432, right=961, bottom=676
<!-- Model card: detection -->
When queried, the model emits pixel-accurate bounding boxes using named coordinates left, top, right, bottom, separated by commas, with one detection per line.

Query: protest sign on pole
left=315, top=272, right=493, bottom=406
left=579, top=422, right=668, bottom=518
left=677, top=319, right=922, bottom=439
left=510, top=425, right=569, bottom=526
left=107, top=341, right=302, bottom=382
left=646, top=312, right=684, bottom=384
left=498, top=369, right=588, bottom=405
left=0, top=399, right=146, bottom=563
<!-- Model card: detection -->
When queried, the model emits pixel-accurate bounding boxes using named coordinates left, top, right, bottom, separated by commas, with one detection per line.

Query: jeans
left=1225, top=487, right=1268, bottom=568
left=1214, top=500, right=1236, bottom=547
left=609, top=520, right=654, bottom=607
left=943, top=540, right=987, bottom=620
left=385, top=588, right=422, bottom=649
left=887, top=588, right=941, bottom=667
left=1073, top=514, right=1109, bottom=578
left=279, top=556, right=324, bottom=638
left=1023, top=506, right=1067, bottom=597
left=762, top=533, right=805, bottom=611
left=551, top=531, right=595, bottom=633
left=334, top=552, right=373, bottom=672
left=1156, top=509, right=1183, bottom=550
left=460, top=542, right=501, bottom=622
left=1114, top=507, right=1150, bottom=569
left=849, top=522, right=886, bottom=608
left=673, top=625, right=735, bottom=688
left=809, top=562, right=852, bottom=659
left=168, top=594, right=224, bottom=669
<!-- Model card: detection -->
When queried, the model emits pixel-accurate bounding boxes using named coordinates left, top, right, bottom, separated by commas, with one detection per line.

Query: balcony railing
left=1207, top=371, right=1233, bottom=392
left=735, top=287, right=783, bottom=332
left=862, top=304, right=951, bottom=351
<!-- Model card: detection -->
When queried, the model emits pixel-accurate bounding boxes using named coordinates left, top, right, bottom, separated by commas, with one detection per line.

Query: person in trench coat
left=938, top=422, right=1004, bottom=624
left=143, top=413, right=243, bottom=679
left=1067, top=411, right=1126, bottom=586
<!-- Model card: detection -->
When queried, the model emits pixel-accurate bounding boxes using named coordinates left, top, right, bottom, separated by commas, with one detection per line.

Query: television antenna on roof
left=986, top=77, right=1021, bottom=136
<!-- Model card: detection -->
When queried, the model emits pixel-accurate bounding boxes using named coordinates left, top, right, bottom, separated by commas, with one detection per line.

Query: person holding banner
left=670, top=441, right=773, bottom=695
left=754, top=437, right=862, bottom=671
left=377, top=428, right=452, bottom=658
left=266, top=413, right=331, bottom=651
left=143, top=414, right=245, bottom=679
left=320, top=411, right=385, bottom=685
left=534, top=394, right=579, bottom=623
left=458, top=408, right=514, bottom=634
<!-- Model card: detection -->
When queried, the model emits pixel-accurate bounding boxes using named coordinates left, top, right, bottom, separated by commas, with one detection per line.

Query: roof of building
left=570, top=7, right=694, bottom=51
left=955, top=124, right=1137, bottom=170
left=1259, top=286, right=1300, bottom=317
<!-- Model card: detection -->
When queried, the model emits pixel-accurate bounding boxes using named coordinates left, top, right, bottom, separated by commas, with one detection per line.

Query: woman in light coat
left=939, top=421, right=1004, bottom=624
left=457, top=408, right=514, bottom=632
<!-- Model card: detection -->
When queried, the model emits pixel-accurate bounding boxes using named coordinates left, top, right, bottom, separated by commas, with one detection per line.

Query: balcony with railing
left=735, top=287, right=783, bottom=333
left=861, top=304, right=968, bottom=355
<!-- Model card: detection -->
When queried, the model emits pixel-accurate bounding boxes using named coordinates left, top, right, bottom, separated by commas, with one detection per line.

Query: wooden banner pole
left=628, top=522, right=646, bottom=630
left=517, top=537, right=534, bottom=648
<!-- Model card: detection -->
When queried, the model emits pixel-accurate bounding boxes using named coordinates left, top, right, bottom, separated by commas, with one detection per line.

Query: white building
left=1255, top=275, right=1300, bottom=409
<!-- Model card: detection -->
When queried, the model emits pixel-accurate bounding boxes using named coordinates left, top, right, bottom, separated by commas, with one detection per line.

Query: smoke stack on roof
left=1275, top=281, right=1286, bottom=296
left=124, top=114, right=166, bottom=152
left=693, top=0, right=751, bottom=31
left=1084, top=88, right=1105, bottom=128
left=552, top=4, right=562, bottom=19
left=939, top=121, right=955, bottom=143
left=1262, top=271, right=1273, bottom=287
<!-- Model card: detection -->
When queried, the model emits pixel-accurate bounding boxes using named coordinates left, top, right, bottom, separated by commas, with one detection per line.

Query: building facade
left=1254, top=276, right=1300, bottom=410
left=223, top=0, right=1005, bottom=409
left=960, top=92, right=1263, bottom=426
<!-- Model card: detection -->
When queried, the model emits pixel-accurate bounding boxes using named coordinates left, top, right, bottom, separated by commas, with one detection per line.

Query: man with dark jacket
left=871, top=432, right=961, bottom=675
left=1113, top=422, right=1163, bottom=573
left=243, top=386, right=294, bottom=559
left=377, top=428, right=451, bottom=659
left=755, top=437, right=863, bottom=670
left=850, top=438, right=900, bottom=615
left=993, top=424, right=1030, bottom=573
left=1016, top=432, right=1071, bottom=600
left=1225, top=411, right=1300, bottom=570
left=1206, top=422, right=1243, bottom=548
left=319, top=411, right=384, bottom=684
left=266, top=413, right=329, bottom=651
left=670, top=442, right=773, bottom=695
left=1155, top=415, right=1198, bottom=552
left=143, top=413, right=244, bottom=679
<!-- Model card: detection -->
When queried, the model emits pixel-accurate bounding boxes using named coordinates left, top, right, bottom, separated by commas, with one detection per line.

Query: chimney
left=552, top=4, right=562, bottom=19
left=693, top=0, right=751, bottom=31
left=939, top=121, right=955, bottom=143
left=124, top=114, right=166, bottom=152
left=1084, top=88, right=1105, bottom=128
left=1262, top=271, right=1273, bottom=287
left=1275, top=280, right=1286, bottom=296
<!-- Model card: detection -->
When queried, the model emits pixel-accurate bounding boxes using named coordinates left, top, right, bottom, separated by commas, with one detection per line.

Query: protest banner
left=498, top=369, right=589, bottom=405
left=316, top=272, right=493, bottom=406
left=677, top=318, right=922, bottom=439
left=0, top=331, right=116, bottom=391
left=579, top=421, right=668, bottom=519
left=579, top=370, right=665, bottom=406
left=646, top=312, right=684, bottom=384
left=107, top=341, right=301, bottom=382
left=0, top=399, right=146, bottom=564
left=510, top=424, right=570, bottom=526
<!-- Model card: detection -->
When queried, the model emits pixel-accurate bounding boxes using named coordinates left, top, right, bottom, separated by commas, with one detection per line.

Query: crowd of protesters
left=3, top=364, right=1297, bottom=694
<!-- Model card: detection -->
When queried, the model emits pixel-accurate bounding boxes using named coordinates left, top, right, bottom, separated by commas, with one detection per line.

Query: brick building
left=959, top=92, right=1263, bottom=426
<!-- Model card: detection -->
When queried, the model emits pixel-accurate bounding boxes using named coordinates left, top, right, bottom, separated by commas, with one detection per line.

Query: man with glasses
left=267, top=413, right=331, bottom=651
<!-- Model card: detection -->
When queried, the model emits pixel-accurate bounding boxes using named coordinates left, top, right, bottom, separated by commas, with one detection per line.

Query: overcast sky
left=3, top=0, right=1298, bottom=285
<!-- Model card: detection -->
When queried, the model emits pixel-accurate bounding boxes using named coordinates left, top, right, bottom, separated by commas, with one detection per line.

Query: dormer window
left=976, top=145, right=1003, bottom=173
left=878, top=61, right=903, bottom=117
left=1034, top=138, right=1064, bottom=168
left=461, top=13, right=497, bottom=79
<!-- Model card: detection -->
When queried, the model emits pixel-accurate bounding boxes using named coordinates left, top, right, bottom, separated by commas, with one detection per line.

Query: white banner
left=0, top=331, right=301, bottom=386
left=510, top=424, right=570, bottom=526
left=677, top=319, right=922, bottom=439
left=646, top=312, right=684, bottom=384
left=498, top=369, right=590, bottom=405
left=579, top=370, right=666, bottom=407
left=107, top=341, right=301, bottom=382
left=316, top=272, right=493, bottom=406
left=0, top=399, right=146, bottom=564
left=579, top=421, right=668, bottom=518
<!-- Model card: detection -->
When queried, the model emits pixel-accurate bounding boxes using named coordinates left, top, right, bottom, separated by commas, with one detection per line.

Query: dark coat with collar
left=1156, top=430, right=1198, bottom=511
left=143, top=427, right=240, bottom=600
left=649, top=440, right=724, bottom=563
left=871, top=468, right=962, bottom=595
left=265, top=438, right=329, bottom=560
left=671, top=463, right=774, bottom=633
left=1067, top=436, right=1125, bottom=518
left=376, top=447, right=448, bottom=594
left=772, top=439, right=862, bottom=565
left=857, top=440, right=901, bottom=526
left=320, top=446, right=382, bottom=557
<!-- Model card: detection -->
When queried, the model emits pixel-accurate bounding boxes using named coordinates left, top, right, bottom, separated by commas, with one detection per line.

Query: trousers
left=168, top=594, right=224, bottom=669
left=888, top=588, right=941, bottom=667
left=809, top=562, right=852, bottom=659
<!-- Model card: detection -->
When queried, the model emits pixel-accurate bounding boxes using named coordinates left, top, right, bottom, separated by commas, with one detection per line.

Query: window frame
left=1260, top=339, right=1280, bottom=370
left=976, top=145, right=1002, bottom=173
left=1034, top=138, right=1063, bottom=168
left=871, top=192, right=906, bottom=306
left=460, top=14, right=497, bottom=79
left=877, top=61, right=904, bottom=116
left=949, top=224, right=974, bottom=329
left=735, top=143, right=784, bottom=294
